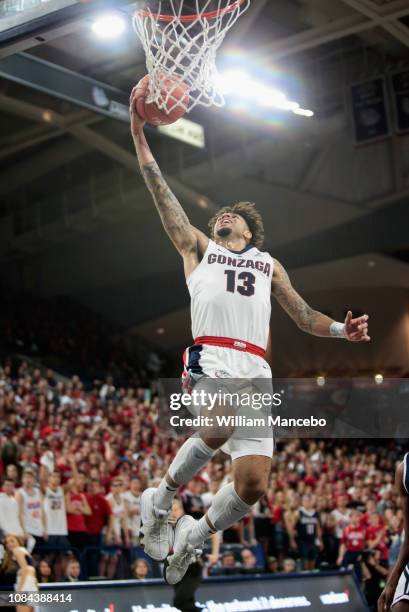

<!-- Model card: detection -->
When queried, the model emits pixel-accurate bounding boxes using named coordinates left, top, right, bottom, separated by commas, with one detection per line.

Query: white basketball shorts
left=182, top=343, right=274, bottom=462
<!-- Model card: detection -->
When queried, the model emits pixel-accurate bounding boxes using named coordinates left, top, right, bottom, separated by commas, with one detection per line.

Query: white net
left=133, top=0, right=250, bottom=114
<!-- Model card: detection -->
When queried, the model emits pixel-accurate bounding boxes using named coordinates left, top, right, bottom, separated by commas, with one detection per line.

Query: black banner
left=28, top=571, right=368, bottom=611
left=391, top=69, right=409, bottom=134
left=351, top=77, right=390, bottom=144
left=0, top=52, right=130, bottom=123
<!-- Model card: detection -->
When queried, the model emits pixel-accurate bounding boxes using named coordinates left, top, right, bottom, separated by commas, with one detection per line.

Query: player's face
left=215, top=212, right=251, bottom=242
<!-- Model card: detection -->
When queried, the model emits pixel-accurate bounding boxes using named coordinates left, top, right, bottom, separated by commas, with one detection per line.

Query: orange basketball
left=134, top=73, right=189, bottom=126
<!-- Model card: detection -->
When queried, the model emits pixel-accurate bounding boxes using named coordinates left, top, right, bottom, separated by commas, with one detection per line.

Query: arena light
left=197, top=197, right=209, bottom=209
left=91, top=13, right=127, bottom=39
left=217, top=69, right=314, bottom=118
left=374, top=373, right=384, bottom=385
left=294, top=108, right=314, bottom=117
left=316, top=375, right=326, bottom=387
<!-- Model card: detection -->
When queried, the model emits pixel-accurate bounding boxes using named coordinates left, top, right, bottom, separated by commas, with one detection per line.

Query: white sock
left=188, top=482, right=252, bottom=547
left=155, top=436, right=215, bottom=511
left=154, top=479, right=177, bottom=513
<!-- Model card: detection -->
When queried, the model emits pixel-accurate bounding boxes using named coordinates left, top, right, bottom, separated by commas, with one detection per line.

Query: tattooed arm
left=272, top=260, right=332, bottom=336
left=271, top=259, right=370, bottom=340
left=130, top=86, right=199, bottom=278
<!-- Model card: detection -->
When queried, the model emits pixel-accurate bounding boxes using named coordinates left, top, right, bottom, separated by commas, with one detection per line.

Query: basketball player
left=378, top=454, right=409, bottom=611
left=130, top=87, right=371, bottom=585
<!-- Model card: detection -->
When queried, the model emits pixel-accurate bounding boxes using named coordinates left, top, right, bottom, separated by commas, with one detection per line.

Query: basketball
left=134, top=73, right=189, bottom=126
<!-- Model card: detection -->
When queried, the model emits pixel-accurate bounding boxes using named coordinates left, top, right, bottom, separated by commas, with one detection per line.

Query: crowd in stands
left=0, top=294, right=165, bottom=384
left=0, top=355, right=404, bottom=609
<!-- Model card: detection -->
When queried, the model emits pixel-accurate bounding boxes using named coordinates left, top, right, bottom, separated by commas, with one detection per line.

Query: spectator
left=331, top=494, right=351, bottom=560
left=337, top=510, right=366, bottom=578
left=36, top=559, right=55, bottom=583
left=265, top=556, right=279, bottom=574
left=65, top=475, right=91, bottom=552
left=19, top=443, right=38, bottom=477
left=291, top=495, right=323, bottom=570
left=181, top=479, right=205, bottom=520
left=85, top=478, right=112, bottom=577
left=0, top=477, right=25, bottom=538
left=3, top=534, right=38, bottom=610
left=240, top=548, right=257, bottom=569
left=5, top=464, right=20, bottom=484
left=100, top=479, right=129, bottom=579
left=240, top=548, right=263, bottom=574
left=105, top=479, right=129, bottom=547
left=16, top=469, right=47, bottom=552
left=131, top=558, right=150, bottom=581
left=282, top=558, right=297, bottom=573
left=0, top=539, right=17, bottom=588
left=201, top=480, right=219, bottom=510
left=122, top=477, right=141, bottom=548
left=365, top=512, right=389, bottom=566
left=63, top=559, right=81, bottom=583
left=361, top=549, right=389, bottom=609
left=220, top=551, right=241, bottom=575
left=42, top=471, right=69, bottom=549
left=269, top=490, right=287, bottom=563
left=253, top=495, right=272, bottom=556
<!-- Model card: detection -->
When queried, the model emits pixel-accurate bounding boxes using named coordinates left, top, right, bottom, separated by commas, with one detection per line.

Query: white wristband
left=330, top=322, right=346, bottom=339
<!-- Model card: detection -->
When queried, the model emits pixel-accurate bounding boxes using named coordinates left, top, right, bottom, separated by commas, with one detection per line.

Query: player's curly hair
left=208, top=202, right=265, bottom=250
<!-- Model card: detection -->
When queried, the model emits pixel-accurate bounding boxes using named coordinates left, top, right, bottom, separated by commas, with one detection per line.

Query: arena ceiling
left=0, top=0, right=408, bottom=342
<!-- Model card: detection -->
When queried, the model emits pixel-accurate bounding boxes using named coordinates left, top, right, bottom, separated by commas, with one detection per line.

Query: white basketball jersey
left=187, top=240, right=273, bottom=350
left=44, top=487, right=68, bottom=536
left=19, top=488, right=44, bottom=536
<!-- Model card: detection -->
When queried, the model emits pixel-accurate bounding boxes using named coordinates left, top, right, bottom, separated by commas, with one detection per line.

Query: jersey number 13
left=225, top=270, right=256, bottom=297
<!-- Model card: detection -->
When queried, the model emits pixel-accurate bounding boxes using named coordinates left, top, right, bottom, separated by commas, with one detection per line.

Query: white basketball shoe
left=164, top=515, right=202, bottom=585
left=140, top=487, right=170, bottom=561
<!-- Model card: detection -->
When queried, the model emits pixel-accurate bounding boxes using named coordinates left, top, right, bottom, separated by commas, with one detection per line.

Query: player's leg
left=155, top=395, right=236, bottom=511
left=393, top=603, right=409, bottom=611
left=165, top=454, right=272, bottom=584
left=191, top=455, right=272, bottom=545
left=140, top=397, right=235, bottom=561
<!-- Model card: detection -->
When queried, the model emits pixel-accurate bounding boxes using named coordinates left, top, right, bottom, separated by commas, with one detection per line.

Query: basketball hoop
left=133, top=0, right=250, bottom=114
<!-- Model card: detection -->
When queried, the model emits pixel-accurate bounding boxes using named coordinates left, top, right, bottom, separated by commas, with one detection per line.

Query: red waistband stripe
left=194, top=336, right=266, bottom=359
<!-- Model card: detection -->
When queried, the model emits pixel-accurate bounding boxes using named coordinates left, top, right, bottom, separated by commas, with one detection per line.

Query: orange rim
left=136, top=0, right=246, bottom=23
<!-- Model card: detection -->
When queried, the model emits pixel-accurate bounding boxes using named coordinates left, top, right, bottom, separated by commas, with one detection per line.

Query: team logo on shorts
left=215, top=370, right=230, bottom=378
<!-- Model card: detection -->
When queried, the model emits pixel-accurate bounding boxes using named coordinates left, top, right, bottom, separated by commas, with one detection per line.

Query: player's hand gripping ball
left=131, top=73, right=189, bottom=127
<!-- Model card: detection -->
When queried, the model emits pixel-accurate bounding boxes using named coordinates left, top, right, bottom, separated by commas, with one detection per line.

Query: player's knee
left=201, top=433, right=230, bottom=450
left=201, top=426, right=234, bottom=449
left=236, top=476, right=267, bottom=505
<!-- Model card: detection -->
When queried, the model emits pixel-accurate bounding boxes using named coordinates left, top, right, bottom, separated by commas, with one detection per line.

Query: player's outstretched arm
left=378, top=461, right=409, bottom=612
left=130, top=87, right=198, bottom=270
left=272, top=259, right=370, bottom=341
